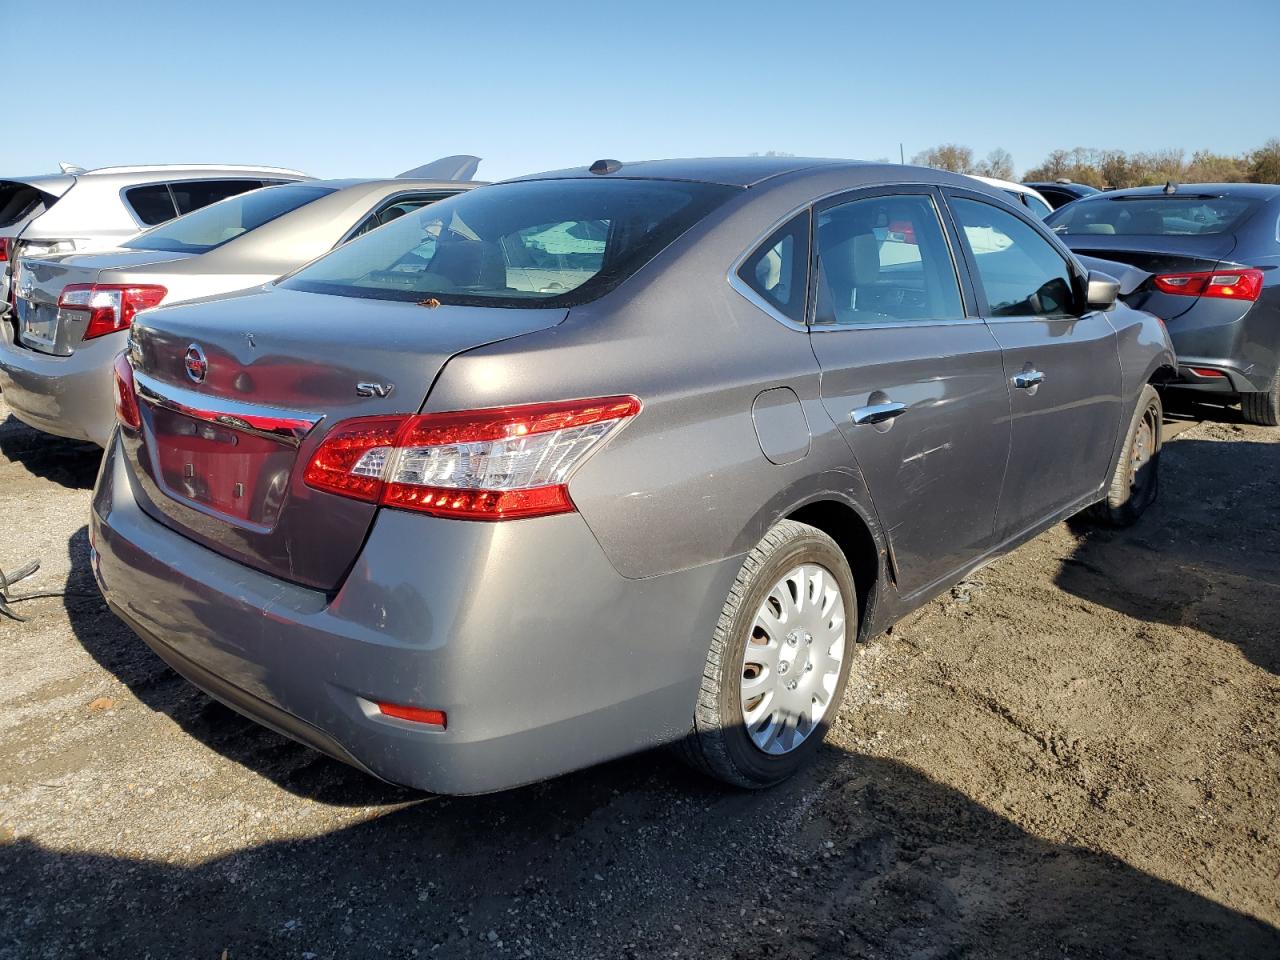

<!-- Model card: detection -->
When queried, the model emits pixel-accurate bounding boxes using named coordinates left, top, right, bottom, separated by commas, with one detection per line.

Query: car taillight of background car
left=57, top=283, right=167, bottom=339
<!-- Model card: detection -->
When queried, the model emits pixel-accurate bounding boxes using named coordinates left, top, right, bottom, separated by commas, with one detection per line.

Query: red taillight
left=112, top=353, right=141, bottom=431
left=377, top=703, right=446, bottom=727
left=58, top=283, right=168, bottom=339
left=1189, top=367, right=1227, bottom=379
left=303, top=396, right=641, bottom=520
left=0, top=237, right=9, bottom=262
left=1152, top=268, right=1263, bottom=302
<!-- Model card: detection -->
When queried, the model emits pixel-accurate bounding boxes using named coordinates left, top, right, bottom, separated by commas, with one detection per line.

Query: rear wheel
left=1093, top=384, right=1161, bottom=526
left=1240, top=369, right=1280, bottom=426
left=679, top=520, right=855, bottom=788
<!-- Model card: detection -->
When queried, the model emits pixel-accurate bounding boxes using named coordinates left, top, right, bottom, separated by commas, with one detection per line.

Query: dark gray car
left=89, top=158, right=1175, bottom=793
left=1046, top=183, right=1280, bottom=425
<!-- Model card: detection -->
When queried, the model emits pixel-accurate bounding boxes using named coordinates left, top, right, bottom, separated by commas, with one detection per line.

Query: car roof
left=968, top=175, right=1050, bottom=203
left=1094, top=183, right=1280, bottom=200
left=507, top=156, right=875, bottom=187
left=307, top=178, right=486, bottom=194
left=77, top=163, right=310, bottom=179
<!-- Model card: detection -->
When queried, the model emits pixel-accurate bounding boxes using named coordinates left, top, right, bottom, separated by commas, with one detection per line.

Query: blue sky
left=8, top=0, right=1279, bottom=182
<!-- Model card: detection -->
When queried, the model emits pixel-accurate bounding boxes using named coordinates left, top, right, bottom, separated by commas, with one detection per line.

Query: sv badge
left=356, top=382, right=394, bottom=398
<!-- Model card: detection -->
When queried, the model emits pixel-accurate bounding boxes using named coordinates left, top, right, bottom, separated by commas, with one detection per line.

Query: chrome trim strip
left=726, top=271, right=809, bottom=332
left=132, top=369, right=322, bottom=447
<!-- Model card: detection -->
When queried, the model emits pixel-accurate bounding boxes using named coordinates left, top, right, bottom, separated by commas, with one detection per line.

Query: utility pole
left=899, top=143, right=905, bottom=164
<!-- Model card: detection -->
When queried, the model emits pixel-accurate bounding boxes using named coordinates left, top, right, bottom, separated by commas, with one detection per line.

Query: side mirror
left=1086, top=270, right=1120, bottom=311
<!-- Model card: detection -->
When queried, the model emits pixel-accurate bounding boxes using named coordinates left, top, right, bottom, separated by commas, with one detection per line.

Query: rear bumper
left=0, top=321, right=121, bottom=445
left=1164, top=361, right=1254, bottom=396
left=91, top=435, right=740, bottom=794
left=1163, top=299, right=1277, bottom=394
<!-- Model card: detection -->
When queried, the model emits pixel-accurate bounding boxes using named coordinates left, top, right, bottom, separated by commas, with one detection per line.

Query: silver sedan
left=0, top=177, right=477, bottom=445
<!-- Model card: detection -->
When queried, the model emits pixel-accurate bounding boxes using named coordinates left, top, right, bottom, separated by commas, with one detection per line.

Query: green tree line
left=911, top=139, right=1280, bottom=187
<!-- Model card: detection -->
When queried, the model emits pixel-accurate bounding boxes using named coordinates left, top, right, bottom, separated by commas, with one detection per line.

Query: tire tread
left=677, top=520, right=845, bottom=788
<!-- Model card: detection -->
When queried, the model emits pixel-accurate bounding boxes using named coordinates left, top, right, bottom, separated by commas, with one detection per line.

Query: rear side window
left=123, top=184, right=337, bottom=255
left=170, top=179, right=264, bottom=215
left=951, top=197, right=1076, bottom=318
left=813, top=193, right=963, bottom=325
left=737, top=212, right=810, bottom=324
left=126, top=184, right=178, bottom=225
left=1024, top=194, right=1052, bottom=219
left=284, top=178, right=739, bottom=307
left=0, top=182, right=54, bottom=227
left=1047, top=194, right=1260, bottom=237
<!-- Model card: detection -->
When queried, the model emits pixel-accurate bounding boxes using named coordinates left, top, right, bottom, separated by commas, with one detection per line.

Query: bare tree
left=911, top=144, right=974, bottom=174
left=974, top=148, right=1014, bottom=180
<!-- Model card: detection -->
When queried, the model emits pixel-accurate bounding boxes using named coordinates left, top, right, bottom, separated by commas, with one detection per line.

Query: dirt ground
left=0, top=395, right=1276, bottom=960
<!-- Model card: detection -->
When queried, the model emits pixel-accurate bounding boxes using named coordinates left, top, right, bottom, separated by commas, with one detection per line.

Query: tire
left=1093, top=384, right=1162, bottom=526
left=679, top=519, right=856, bottom=788
left=1240, top=369, right=1280, bottom=427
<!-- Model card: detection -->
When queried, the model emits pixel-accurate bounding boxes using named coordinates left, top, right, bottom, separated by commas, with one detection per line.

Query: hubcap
left=740, top=563, right=847, bottom=755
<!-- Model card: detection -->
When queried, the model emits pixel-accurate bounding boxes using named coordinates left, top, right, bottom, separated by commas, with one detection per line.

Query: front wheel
left=679, top=520, right=856, bottom=788
left=1093, top=384, right=1162, bottom=526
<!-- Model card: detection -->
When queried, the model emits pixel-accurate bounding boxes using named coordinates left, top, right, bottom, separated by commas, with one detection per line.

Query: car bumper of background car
left=90, top=434, right=742, bottom=794
left=1164, top=360, right=1256, bottom=396
left=0, top=324, right=122, bottom=446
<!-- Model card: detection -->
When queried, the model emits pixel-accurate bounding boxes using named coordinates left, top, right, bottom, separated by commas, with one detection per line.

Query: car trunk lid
left=13, top=251, right=192, bottom=355
left=121, top=287, right=567, bottom=591
left=1058, top=233, right=1238, bottom=320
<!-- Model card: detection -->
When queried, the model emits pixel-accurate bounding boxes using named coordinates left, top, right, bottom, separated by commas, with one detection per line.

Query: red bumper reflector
left=377, top=703, right=447, bottom=727
left=1188, top=367, right=1227, bottom=379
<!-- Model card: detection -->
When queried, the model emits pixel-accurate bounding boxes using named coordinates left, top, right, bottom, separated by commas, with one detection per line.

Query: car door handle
left=1013, top=369, right=1045, bottom=390
left=850, top=401, right=907, bottom=425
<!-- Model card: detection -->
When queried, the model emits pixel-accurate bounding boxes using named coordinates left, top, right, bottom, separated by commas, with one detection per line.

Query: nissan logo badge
left=184, top=344, right=208, bottom=384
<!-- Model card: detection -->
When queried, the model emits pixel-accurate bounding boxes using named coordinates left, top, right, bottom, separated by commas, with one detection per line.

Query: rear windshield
left=124, top=184, right=336, bottom=254
left=281, top=178, right=740, bottom=307
left=1047, top=194, right=1260, bottom=237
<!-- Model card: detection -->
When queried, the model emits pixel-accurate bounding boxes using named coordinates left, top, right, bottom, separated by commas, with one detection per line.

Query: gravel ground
left=0, top=396, right=1277, bottom=960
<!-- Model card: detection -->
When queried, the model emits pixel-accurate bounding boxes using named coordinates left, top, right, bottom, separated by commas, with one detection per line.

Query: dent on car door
left=807, top=187, right=1012, bottom=597
left=944, top=190, right=1123, bottom=544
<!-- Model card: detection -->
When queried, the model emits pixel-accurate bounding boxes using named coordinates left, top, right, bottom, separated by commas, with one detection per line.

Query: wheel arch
left=783, top=496, right=889, bottom=643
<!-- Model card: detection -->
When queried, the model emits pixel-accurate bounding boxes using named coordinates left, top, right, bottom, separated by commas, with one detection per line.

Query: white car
left=968, top=175, right=1054, bottom=219
left=1, top=163, right=311, bottom=311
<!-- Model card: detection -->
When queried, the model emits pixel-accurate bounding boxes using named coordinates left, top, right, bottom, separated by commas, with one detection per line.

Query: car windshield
left=124, top=184, right=336, bottom=254
left=1046, top=194, right=1260, bottom=237
left=281, top=178, right=740, bottom=307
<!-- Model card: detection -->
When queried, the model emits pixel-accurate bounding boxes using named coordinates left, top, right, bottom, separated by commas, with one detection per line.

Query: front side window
left=347, top=192, right=459, bottom=242
left=951, top=197, right=1077, bottom=318
left=170, top=179, right=265, bottom=215
left=125, top=184, right=178, bottom=226
left=737, top=212, right=810, bottom=323
left=124, top=184, right=336, bottom=254
left=283, top=178, right=739, bottom=307
left=813, top=193, right=963, bottom=325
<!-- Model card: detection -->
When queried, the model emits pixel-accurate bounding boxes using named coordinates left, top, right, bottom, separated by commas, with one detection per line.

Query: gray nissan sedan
left=90, top=158, right=1176, bottom=793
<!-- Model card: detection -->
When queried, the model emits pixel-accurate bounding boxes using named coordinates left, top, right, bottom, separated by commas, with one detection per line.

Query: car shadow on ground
left=0, top=415, right=101, bottom=490
left=1057, top=435, right=1280, bottom=676
left=3, top=747, right=1276, bottom=959
left=49, top=523, right=1280, bottom=957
